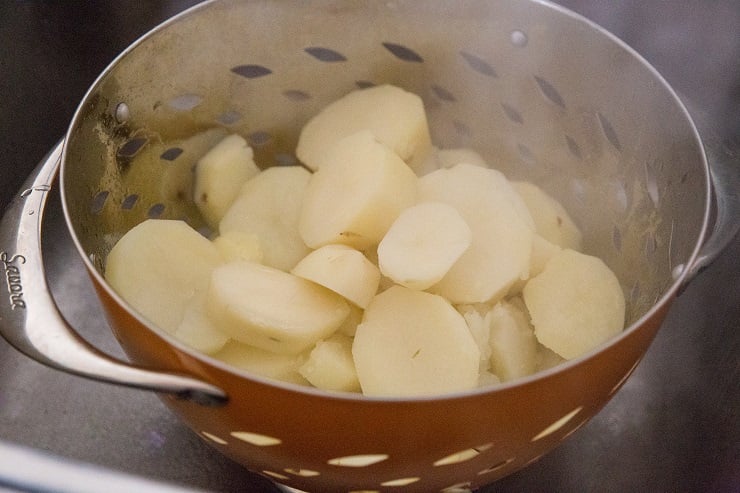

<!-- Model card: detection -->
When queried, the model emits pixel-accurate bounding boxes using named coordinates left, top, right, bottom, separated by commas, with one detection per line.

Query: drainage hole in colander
left=159, top=147, right=184, bottom=161
left=459, top=51, right=497, bottom=77
left=597, top=112, right=622, bottom=151
left=283, top=89, right=311, bottom=102
left=477, top=457, right=515, bottom=476
left=304, top=46, right=347, bottom=63
left=431, top=85, right=456, bottom=102
left=501, top=103, right=524, bottom=125
left=534, top=76, right=566, bottom=108
left=231, top=64, right=272, bottom=79
left=120, top=194, right=139, bottom=210
left=90, top=190, right=109, bottom=214
left=168, top=93, right=203, bottom=112
left=382, top=41, right=424, bottom=63
left=531, top=406, right=583, bottom=442
left=565, top=135, right=583, bottom=160
left=216, top=110, right=243, bottom=126
left=117, top=136, right=148, bottom=158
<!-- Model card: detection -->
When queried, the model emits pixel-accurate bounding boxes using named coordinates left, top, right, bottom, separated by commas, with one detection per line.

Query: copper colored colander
left=1, top=1, right=738, bottom=492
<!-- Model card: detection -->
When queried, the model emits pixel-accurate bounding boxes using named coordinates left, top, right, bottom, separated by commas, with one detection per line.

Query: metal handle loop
left=0, top=141, right=227, bottom=406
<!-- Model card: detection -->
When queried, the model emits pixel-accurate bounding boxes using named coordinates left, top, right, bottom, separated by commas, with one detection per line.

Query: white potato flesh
left=220, top=166, right=311, bottom=271
left=487, top=299, right=538, bottom=382
left=353, top=286, right=480, bottom=396
left=291, top=244, right=380, bottom=309
left=418, top=163, right=535, bottom=303
left=377, top=201, right=472, bottom=291
left=523, top=249, right=625, bottom=359
left=207, top=261, right=350, bottom=355
left=296, top=84, right=432, bottom=172
left=299, top=130, right=417, bottom=250
left=508, top=234, right=562, bottom=295
left=214, top=340, right=310, bottom=386
left=105, top=219, right=221, bottom=333
left=212, top=230, right=263, bottom=264
left=194, top=134, right=260, bottom=228
left=513, top=181, right=583, bottom=251
left=173, top=294, right=230, bottom=355
left=299, top=334, right=361, bottom=392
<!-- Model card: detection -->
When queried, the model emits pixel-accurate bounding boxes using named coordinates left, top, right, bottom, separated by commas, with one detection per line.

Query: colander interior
left=62, top=0, right=706, bottom=344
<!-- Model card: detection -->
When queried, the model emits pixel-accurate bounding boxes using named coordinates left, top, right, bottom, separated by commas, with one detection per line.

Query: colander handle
left=0, top=141, right=227, bottom=406
left=676, top=108, right=740, bottom=292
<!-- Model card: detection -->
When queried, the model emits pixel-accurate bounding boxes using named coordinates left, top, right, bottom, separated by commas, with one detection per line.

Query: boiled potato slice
left=214, top=340, right=310, bottom=386
left=173, top=294, right=229, bottom=354
left=207, top=261, right=350, bottom=354
left=220, top=166, right=311, bottom=271
left=105, top=219, right=221, bottom=333
left=377, top=201, right=472, bottom=291
left=336, top=303, right=364, bottom=337
left=513, top=181, right=583, bottom=251
left=523, top=249, right=625, bottom=359
left=487, top=299, right=538, bottom=382
left=194, top=134, right=260, bottom=228
left=299, top=131, right=417, bottom=250
left=291, top=244, right=380, bottom=309
left=418, top=163, right=534, bottom=303
left=353, top=286, right=480, bottom=396
left=212, top=230, right=263, bottom=264
left=509, top=234, right=561, bottom=295
left=299, top=334, right=361, bottom=392
left=296, top=84, right=432, bottom=172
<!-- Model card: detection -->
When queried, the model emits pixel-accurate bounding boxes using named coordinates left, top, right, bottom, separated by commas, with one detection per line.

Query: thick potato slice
left=377, top=201, right=472, bottom=291
left=105, top=219, right=221, bottom=333
left=173, top=294, right=230, bottom=355
left=513, top=181, right=583, bottom=251
left=212, top=230, right=263, bottom=264
left=418, top=163, right=534, bottom=303
left=291, top=244, right=380, bottom=309
left=207, top=261, right=350, bottom=355
left=299, top=334, right=361, bottom=392
left=214, top=341, right=310, bottom=386
left=299, top=131, right=417, bottom=250
left=194, top=134, right=260, bottom=228
left=296, top=84, right=432, bottom=171
left=353, top=286, right=480, bottom=396
left=487, top=299, right=538, bottom=382
left=523, top=249, right=625, bottom=359
left=220, top=166, right=311, bottom=271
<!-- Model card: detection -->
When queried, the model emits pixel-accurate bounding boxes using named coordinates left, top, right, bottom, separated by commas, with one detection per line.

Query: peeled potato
left=299, top=334, right=361, bottom=392
left=487, top=299, right=538, bottom=382
left=353, top=286, right=480, bottom=396
left=212, top=230, right=263, bottom=264
left=220, top=166, right=311, bottom=271
left=207, top=261, right=350, bottom=355
left=513, top=181, right=583, bottom=251
left=377, top=201, right=472, bottom=291
left=296, top=84, right=432, bottom=171
left=299, top=130, right=417, bottom=250
left=291, top=244, right=380, bottom=309
left=105, top=219, right=221, bottom=333
left=194, top=134, right=260, bottom=228
left=418, top=163, right=534, bottom=303
left=173, top=294, right=230, bottom=355
left=523, top=249, right=625, bottom=359
left=214, top=340, right=310, bottom=386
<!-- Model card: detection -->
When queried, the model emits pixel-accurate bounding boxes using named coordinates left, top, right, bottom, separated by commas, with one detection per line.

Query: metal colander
left=2, top=1, right=736, bottom=492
